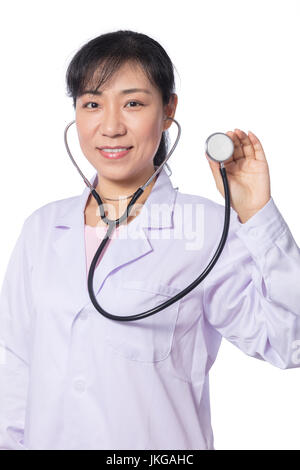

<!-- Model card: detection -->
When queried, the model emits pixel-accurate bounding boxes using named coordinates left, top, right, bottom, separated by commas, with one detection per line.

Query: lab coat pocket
left=100, top=280, right=181, bottom=363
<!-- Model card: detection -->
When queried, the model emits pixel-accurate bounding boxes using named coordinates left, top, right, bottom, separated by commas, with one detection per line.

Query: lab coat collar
left=54, top=166, right=178, bottom=230
left=52, top=167, right=179, bottom=319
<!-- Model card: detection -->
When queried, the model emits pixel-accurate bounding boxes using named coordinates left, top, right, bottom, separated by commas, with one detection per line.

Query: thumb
left=205, top=153, right=219, bottom=173
left=205, top=153, right=224, bottom=195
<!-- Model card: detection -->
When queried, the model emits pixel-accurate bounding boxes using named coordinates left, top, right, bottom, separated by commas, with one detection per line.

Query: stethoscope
left=64, top=117, right=234, bottom=321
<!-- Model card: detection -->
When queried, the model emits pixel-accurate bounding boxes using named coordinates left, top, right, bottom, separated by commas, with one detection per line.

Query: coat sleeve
left=201, top=196, right=300, bottom=370
left=0, top=217, right=33, bottom=450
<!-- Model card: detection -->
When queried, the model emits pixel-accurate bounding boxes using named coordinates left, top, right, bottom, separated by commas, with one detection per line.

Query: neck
left=87, top=166, right=159, bottom=223
left=94, top=166, right=158, bottom=203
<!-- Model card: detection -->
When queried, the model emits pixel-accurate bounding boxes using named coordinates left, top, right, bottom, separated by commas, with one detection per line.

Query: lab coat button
left=73, top=379, right=86, bottom=392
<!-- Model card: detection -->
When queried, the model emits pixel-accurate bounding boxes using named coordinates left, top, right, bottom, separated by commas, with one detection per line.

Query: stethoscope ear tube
left=87, top=164, right=231, bottom=322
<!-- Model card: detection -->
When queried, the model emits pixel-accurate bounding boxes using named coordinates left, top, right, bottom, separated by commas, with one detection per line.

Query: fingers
left=229, top=129, right=255, bottom=161
left=226, top=131, right=243, bottom=162
left=247, top=130, right=267, bottom=162
left=229, top=128, right=266, bottom=162
left=206, top=128, right=266, bottom=166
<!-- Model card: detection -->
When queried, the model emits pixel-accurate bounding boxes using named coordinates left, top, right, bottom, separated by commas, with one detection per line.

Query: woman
left=1, top=30, right=300, bottom=451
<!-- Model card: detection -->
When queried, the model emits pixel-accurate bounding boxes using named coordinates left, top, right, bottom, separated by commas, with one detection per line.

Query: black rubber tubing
left=87, top=166, right=230, bottom=322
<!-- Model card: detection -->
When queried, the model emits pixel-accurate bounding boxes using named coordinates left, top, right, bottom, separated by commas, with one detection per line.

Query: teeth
left=101, top=148, right=130, bottom=153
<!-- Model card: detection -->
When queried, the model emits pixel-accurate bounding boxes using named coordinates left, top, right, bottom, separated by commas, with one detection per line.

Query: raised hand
left=205, top=128, right=271, bottom=223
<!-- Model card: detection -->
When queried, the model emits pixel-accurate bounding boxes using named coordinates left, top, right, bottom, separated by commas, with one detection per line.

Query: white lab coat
left=1, top=167, right=300, bottom=450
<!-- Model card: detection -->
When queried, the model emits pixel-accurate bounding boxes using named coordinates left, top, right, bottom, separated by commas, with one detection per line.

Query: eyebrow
left=81, top=88, right=152, bottom=97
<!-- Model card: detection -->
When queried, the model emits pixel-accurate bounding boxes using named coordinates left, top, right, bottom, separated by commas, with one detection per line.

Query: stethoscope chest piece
left=205, top=132, right=234, bottom=163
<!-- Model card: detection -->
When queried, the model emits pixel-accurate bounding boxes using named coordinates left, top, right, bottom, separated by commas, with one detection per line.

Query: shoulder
left=174, top=189, right=240, bottom=247
left=23, top=194, right=81, bottom=233
left=175, top=189, right=226, bottom=222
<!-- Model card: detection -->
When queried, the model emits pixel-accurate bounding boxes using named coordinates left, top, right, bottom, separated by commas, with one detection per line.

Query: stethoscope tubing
left=64, top=118, right=231, bottom=321
left=87, top=165, right=230, bottom=321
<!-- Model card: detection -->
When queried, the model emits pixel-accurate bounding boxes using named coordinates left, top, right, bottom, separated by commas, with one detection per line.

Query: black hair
left=65, top=30, right=177, bottom=167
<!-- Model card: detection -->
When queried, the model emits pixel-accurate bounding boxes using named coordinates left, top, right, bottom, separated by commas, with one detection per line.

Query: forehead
left=84, top=61, right=157, bottom=95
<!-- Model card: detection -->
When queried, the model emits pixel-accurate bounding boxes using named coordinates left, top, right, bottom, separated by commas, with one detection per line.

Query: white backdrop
left=0, top=0, right=299, bottom=450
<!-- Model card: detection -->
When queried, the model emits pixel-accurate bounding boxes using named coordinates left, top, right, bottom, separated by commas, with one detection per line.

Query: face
left=75, top=61, right=177, bottom=185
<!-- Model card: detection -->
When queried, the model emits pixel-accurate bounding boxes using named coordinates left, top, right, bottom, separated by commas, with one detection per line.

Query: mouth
left=97, top=146, right=133, bottom=160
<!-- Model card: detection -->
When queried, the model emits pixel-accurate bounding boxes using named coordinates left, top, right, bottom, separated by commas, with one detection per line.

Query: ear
left=163, top=94, right=178, bottom=131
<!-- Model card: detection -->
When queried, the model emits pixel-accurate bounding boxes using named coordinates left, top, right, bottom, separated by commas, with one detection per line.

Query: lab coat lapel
left=52, top=167, right=178, bottom=318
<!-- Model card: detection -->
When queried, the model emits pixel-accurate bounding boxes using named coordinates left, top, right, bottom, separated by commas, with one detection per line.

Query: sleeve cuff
left=232, top=197, right=289, bottom=258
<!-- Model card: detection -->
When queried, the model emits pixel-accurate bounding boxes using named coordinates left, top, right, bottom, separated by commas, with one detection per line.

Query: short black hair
left=65, top=30, right=177, bottom=167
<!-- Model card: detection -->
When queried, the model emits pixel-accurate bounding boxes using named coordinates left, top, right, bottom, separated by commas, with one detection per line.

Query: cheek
left=76, top=120, right=94, bottom=149
left=136, top=116, right=162, bottom=145
left=74, top=123, right=96, bottom=165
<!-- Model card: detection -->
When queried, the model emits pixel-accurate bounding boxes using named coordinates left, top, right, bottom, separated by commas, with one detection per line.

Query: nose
left=98, top=107, right=126, bottom=138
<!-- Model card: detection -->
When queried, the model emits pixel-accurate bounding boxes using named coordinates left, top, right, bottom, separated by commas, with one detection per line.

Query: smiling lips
left=97, top=146, right=133, bottom=159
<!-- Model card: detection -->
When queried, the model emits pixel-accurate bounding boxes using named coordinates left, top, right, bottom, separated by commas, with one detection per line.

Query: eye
left=125, top=101, right=144, bottom=108
left=83, top=102, right=99, bottom=109
left=82, top=100, right=144, bottom=110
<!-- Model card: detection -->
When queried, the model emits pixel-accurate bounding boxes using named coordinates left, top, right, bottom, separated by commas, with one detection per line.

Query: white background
left=0, top=0, right=299, bottom=450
